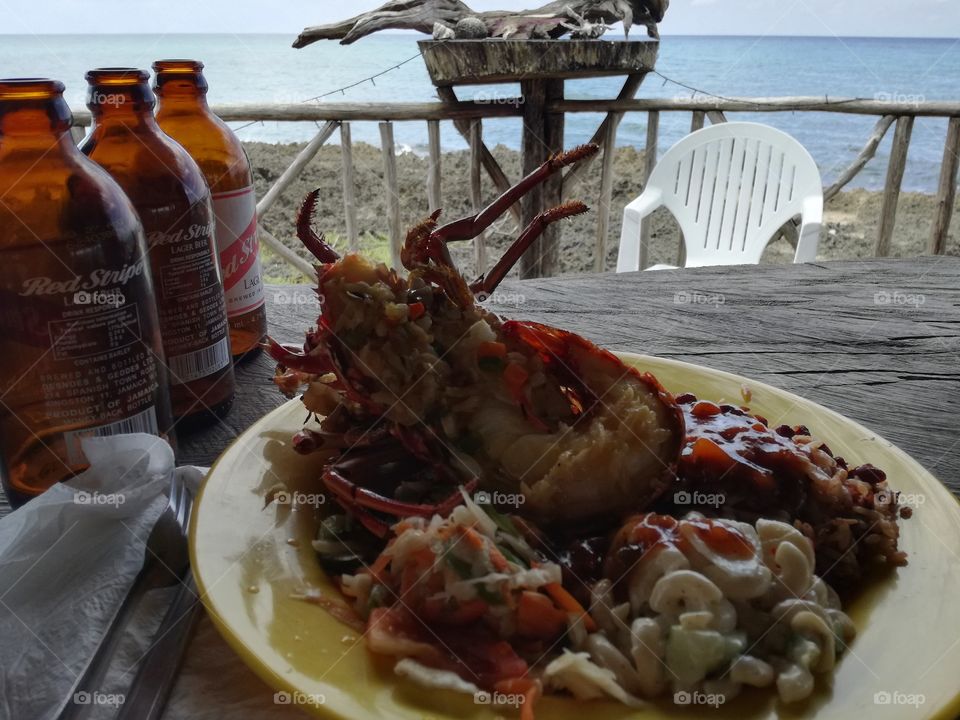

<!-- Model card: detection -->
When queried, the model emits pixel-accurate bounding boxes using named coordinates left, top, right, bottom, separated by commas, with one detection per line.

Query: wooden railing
left=71, top=96, right=960, bottom=279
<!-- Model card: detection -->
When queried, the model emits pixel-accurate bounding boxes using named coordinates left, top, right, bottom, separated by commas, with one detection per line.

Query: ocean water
left=1, top=33, right=958, bottom=192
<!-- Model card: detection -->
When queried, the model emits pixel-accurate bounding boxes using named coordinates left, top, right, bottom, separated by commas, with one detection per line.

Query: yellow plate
left=190, top=354, right=960, bottom=719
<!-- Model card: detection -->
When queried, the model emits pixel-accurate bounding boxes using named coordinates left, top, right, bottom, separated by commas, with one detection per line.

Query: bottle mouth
left=152, top=59, right=205, bottom=74
left=0, top=78, right=66, bottom=100
left=86, top=68, right=149, bottom=85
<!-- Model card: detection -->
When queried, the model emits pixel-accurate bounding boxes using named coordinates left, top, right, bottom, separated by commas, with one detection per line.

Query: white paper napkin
left=0, top=434, right=311, bottom=720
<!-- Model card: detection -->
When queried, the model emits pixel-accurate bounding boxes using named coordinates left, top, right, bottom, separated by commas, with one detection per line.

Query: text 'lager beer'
left=80, top=68, right=235, bottom=426
left=0, top=78, right=174, bottom=505
left=153, top=60, right=267, bottom=359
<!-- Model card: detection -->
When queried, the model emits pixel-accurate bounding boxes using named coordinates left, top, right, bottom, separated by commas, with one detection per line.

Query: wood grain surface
left=2, top=257, right=958, bottom=517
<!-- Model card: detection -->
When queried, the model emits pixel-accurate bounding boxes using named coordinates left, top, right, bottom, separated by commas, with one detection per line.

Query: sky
left=0, top=0, right=957, bottom=38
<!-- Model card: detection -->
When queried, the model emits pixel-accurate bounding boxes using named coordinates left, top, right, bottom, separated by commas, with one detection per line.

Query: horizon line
left=0, top=31, right=957, bottom=41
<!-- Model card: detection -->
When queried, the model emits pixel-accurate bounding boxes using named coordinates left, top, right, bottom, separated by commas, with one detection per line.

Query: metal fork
left=116, top=473, right=202, bottom=720
left=54, top=475, right=191, bottom=720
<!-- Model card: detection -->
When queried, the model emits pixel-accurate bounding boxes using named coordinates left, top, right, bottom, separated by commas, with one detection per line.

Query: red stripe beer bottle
left=153, top=60, right=267, bottom=359
left=0, top=78, right=174, bottom=505
left=80, top=68, right=235, bottom=426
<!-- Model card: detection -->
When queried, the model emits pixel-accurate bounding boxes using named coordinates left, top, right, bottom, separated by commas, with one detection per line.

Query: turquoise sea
left=1, top=33, right=958, bottom=192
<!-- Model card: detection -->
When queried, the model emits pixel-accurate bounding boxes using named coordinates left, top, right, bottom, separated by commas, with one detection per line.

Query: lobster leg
left=324, top=468, right=478, bottom=537
left=297, top=189, right=341, bottom=263
left=469, top=201, right=589, bottom=299
left=264, top=337, right=336, bottom=375
left=431, top=144, right=599, bottom=244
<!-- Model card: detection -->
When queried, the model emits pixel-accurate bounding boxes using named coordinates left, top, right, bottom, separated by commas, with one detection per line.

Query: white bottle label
left=63, top=406, right=159, bottom=465
left=211, top=186, right=264, bottom=317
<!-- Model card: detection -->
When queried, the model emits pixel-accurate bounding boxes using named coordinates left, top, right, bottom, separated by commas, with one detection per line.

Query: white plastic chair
left=617, top=122, right=823, bottom=272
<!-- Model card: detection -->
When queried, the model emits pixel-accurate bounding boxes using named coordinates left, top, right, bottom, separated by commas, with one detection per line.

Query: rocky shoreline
left=245, top=141, right=960, bottom=282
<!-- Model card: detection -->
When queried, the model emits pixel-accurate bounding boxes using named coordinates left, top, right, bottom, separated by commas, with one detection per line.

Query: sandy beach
left=245, top=141, right=960, bottom=283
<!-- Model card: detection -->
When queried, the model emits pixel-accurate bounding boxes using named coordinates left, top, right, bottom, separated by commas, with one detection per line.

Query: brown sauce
left=674, top=393, right=816, bottom=505
left=604, top=512, right=754, bottom=582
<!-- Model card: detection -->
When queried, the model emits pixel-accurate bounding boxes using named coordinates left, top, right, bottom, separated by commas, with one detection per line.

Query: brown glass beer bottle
left=153, top=60, right=267, bottom=359
left=80, top=68, right=235, bottom=426
left=0, top=78, right=174, bottom=505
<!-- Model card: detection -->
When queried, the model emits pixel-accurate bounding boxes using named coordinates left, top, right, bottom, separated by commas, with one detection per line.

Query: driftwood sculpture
left=293, top=0, right=669, bottom=48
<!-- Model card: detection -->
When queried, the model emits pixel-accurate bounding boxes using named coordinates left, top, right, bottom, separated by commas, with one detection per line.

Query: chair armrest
left=794, top=195, right=823, bottom=264
left=624, top=188, right=664, bottom=218
left=617, top=189, right=663, bottom=272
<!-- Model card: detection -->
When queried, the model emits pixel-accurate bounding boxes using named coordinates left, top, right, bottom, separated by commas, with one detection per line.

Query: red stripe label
left=221, top=216, right=259, bottom=292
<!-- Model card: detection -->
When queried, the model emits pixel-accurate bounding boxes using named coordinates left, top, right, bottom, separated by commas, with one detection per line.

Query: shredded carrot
left=460, top=526, right=510, bottom=572
left=461, top=526, right=487, bottom=551
left=544, top=582, right=597, bottom=632
left=495, top=678, right=541, bottom=720
left=408, top=301, right=426, bottom=320
left=477, top=341, right=508, bottom=359
left=368, top=551, right=392, bottom=584
left=488, top=545, right=510, bottom=572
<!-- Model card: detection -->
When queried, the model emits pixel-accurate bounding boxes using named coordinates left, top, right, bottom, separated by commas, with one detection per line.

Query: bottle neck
left=86, top=70, right=162, bottom=134
left=153, top=62, right=212, bottom=117
left=0, top=79, right=77, bottom=151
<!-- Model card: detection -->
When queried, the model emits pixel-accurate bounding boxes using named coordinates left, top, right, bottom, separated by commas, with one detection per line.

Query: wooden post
left=875, top=116, right=914, bottom=257
left=256, top=120, right=339, bottom=217
left=930, top=117, right=960, bottom=255
left=379, top=121, right=402, bottom=268
left=470, top=118, right=487, bottom=275
left=691, top=111, right=705, bottom=133
left=543, top=79, right=565, bottom=276
left=340, top=122, right=359, bottom=252
left=594, top=113, right=622, bottom=273
left=642, top=110, right=660, bottom=267
left=519, top=79, right=564, bottom=278
left=520, top=80, right=547, bottom=278
left=427, top=119, right=442, bottom=212
left=707, top=110, right=728, bottom=124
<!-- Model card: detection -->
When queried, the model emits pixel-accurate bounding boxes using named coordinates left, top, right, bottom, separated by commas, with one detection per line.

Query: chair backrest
left=645, top=122, right=822, bottom=267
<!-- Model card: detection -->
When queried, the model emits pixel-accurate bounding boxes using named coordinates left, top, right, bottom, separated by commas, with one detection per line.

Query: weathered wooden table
left=1, top=257, right=958, bottom=515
